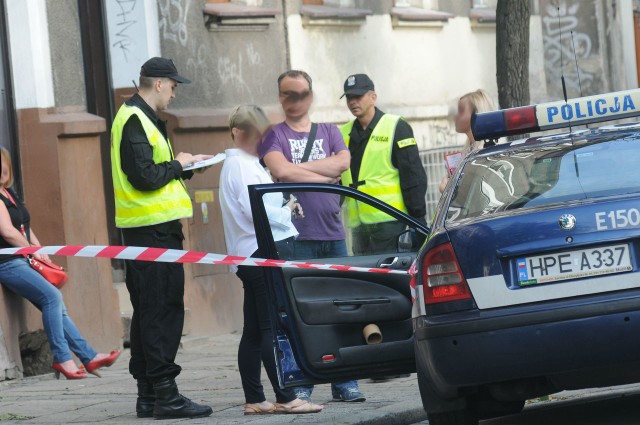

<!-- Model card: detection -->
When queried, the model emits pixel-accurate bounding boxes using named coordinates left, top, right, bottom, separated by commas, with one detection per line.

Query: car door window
left=261, top=187, right=425, bottom=262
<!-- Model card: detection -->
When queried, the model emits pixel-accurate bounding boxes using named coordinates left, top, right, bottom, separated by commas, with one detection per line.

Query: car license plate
left=517, top=244, right=632, bottom=286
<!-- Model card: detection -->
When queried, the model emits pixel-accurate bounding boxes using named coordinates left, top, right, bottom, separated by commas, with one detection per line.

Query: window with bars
left=420, top=145, right=465, bottom=220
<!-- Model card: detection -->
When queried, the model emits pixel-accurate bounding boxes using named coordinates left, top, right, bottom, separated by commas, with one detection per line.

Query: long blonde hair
left=460, top=89, right=494, bottom=115
left=0, top=147, right=14, bottom=188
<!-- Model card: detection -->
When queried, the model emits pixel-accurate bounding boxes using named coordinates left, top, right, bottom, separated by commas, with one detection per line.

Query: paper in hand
left=444, top=152, right=463, bottom=175
left=183, top=153, right=226, bottom=171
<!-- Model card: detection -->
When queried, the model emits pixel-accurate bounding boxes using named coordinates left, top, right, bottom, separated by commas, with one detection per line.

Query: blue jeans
left=292, top=239, right=348, bottom=260
left=0, top=258, right=97, bottom=364
left=290, top=239, right=359, bottom=397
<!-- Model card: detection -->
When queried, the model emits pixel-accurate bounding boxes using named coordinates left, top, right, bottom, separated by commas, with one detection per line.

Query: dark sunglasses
left=279, top=90, right=312, bottom=102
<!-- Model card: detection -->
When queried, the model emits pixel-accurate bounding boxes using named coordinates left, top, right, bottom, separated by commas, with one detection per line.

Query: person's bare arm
left=263, top=152, right=336, bottom=183
left=0, top=203, right=29, bottom=248
left=27, top=229, right=50, bottom=262
left=297, top=150, right=351, bottom=178
left=439, top=174, right=449, bottom=194
left=0, top=204, right=51, bottom=262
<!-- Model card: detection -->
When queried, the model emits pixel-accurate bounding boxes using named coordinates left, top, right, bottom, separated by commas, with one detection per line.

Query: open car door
left=248, top=183, right=429, bottom=387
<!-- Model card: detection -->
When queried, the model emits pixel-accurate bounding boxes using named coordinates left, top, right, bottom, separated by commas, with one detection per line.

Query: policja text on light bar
left=472, top=88, right=640, bottom=141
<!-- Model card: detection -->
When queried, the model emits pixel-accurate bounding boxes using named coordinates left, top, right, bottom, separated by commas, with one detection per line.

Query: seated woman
left=219, top=105, right=322, bottom=415
left=0, top=147, right=120, bottom=379
left=439, top=89, right=495, bottom=193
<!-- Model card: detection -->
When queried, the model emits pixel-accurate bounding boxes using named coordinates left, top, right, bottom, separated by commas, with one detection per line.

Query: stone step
left=111, top=267, right=125, bottom=284
left=113, top=281, right=132, bottom=315
left=179, top=336, right=217, bottom=351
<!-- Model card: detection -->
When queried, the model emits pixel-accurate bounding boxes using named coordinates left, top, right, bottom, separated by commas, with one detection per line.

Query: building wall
left=156, top=0, right=288, bottom=109
left=46, top=0, right=86, bottom=108
left=285, top=2, right=499, bottom=149
left=606, top=0, right=639, bottom=91
left=105, top=0, right=161, bottom=91
left=538, top=0, right=637, bottom=100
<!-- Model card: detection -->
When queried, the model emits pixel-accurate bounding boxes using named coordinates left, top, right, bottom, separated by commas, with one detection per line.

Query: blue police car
left=414, top=88, right=640, bottom=424
left=247, top=89, right=640, bottom=425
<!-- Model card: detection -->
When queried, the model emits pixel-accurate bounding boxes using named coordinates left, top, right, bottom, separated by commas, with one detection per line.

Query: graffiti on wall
left=156, top=1, right=271, bottom=102
left=541, top=0, right=600, bottom=97
left=217, top=53, right=251, bottom=96
left=158, top=0, right=190, bottom=48
left=158, top=0, right=211, bottom=85
left=111, top=0, right=139, bottom=62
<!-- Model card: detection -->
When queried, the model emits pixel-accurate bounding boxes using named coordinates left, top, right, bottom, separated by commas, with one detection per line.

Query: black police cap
left=341, top=74, right=375, bottom=99
left=140, top=57, right=191, bottom=84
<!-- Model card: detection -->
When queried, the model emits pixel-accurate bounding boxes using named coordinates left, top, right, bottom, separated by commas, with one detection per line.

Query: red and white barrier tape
left=0, top=245, right=410, bottom=275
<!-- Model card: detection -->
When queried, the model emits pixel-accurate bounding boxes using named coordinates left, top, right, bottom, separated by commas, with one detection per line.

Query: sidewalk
left=0, top=333, right=427, bottom=424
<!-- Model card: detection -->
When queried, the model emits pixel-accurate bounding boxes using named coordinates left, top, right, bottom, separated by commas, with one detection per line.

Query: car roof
left=472, top=122, right=640, bottom=159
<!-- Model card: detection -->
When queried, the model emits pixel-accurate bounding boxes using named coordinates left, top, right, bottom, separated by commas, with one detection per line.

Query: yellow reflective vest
left=110, top=104, right=192, bottom=228
left=340, top=113, right=409, bottom=227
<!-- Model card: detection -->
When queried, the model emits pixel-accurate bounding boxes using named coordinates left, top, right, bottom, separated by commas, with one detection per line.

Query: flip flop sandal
left=244, top=402, right=276, bottom=415
left=274, top=400, right=324, bottom=414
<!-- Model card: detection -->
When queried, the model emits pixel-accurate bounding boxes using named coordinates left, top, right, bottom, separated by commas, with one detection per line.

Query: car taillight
left=422, top=243, right=472, bottom=304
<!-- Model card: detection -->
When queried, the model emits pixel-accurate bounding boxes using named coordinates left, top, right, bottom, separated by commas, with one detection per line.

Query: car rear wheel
left=416, top=358, right=524, bottom=424
left=471, top=390, right=525, bottom=419
left=416, top=358, right=479, bottom=425
left=427, top=410, right=478, bottom=425
left=425, top=395, right=524, bottom=425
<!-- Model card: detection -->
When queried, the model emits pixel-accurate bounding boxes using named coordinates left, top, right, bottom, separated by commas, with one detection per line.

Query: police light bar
left=471, top=88, right=640, bottom=141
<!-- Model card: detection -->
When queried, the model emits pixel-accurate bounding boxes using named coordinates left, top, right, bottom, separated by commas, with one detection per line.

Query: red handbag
left=28, top=256, right=68, bottom=289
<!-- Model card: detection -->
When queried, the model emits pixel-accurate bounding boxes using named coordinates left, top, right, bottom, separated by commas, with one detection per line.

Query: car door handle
left=333, top=298, right=391, bottom=306
left=378, top=256, right=414, bottom=269
left=379, top=257, right=399, bottom=268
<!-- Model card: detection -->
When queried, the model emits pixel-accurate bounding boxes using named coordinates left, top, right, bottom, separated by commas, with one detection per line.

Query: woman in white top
left=439, top=89, right=495, bottom=193
left=219, top=105, right=322, bottom=416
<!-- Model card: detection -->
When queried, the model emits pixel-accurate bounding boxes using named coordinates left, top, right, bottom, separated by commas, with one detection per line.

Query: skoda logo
left=559, top=214, right=576, bottom=231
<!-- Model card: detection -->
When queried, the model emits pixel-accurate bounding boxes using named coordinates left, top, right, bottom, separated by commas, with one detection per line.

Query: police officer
left=110, top=57, right=213, bottom=420
left=340, top=74, right=427, bottom=255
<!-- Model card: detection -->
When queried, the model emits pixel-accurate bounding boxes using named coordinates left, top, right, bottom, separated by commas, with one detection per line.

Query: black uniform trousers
left=122, top=220, right=185, bottom=381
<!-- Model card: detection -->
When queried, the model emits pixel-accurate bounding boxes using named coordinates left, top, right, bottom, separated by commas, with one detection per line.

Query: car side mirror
left=397, top=229, right=414, bottom=253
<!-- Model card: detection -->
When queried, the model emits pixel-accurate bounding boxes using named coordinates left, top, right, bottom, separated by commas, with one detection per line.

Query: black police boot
left=136, top=379, right=155, bottom=418
left=152, top=377, right=213, bottom=420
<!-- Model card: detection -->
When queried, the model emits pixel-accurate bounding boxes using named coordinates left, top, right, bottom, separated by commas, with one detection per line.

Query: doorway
left=0, top=0, right=20, bottom=195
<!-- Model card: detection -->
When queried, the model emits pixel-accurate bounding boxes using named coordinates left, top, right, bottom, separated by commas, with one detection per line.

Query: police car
left=414, top=88, right=640, bottom=424
left=247, top=89, right=640, bottom=425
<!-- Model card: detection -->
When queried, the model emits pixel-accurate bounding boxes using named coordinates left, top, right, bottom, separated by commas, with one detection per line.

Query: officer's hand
left=191, top=154, right=214, bottom=163
left=191, top=155, right=214, bottom=173
left=175, top=153, right=213, bottom=168
left=175, top=152, right=196, bottom=168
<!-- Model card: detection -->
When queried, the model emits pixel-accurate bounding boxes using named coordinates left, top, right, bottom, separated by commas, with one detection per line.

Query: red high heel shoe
left=52, top=362, right=87, bottom=380
left=85, top=350, right=122, bottom=377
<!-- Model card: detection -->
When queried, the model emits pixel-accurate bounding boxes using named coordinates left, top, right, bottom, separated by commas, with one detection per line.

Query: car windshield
left=446, top=133, right=640, bottom=223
